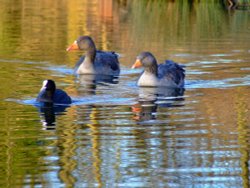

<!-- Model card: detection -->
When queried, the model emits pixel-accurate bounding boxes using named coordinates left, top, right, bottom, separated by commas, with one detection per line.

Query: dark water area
left=0, top=0, right=250, bottom=187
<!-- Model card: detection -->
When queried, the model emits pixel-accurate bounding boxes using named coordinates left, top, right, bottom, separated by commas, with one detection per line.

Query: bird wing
left=158, top=60, right=185, bottom=85
left=53, top=89, right=72, bottom=104
left=95, top=51, right=120, bottom=71
left=74, top=51, right=120, bottom=72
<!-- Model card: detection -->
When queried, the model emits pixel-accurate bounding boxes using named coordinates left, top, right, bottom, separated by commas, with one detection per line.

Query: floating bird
left=132, top=52, right=185, bottom=88
left=67, top=36, right=120, bottom=76
left=36, top=80, right=72, bottom=104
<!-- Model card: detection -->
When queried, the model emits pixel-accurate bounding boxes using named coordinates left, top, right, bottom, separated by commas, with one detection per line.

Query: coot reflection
left=38, top=103, right=69, bottom=129
left=36, top=80, right=71, bottom=128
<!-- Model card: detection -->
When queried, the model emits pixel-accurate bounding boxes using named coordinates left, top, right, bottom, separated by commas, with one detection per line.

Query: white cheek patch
left=40, top=80, right=48, bottom=91
left=74, top=40, right=77, bottom=44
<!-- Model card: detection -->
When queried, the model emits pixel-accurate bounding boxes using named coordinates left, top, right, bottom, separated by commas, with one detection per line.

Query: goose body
left=67, top=36, right=120, bottom=76
left=132, top=52, right=185, bottom=88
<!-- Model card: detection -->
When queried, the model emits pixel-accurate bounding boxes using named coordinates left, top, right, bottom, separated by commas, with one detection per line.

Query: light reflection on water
left=1, top=54, right=250, bottom=187
left=0, top=0, right=250, bottom=187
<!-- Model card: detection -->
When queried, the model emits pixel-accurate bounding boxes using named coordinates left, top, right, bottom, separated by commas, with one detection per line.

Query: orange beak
left=131, top=104, right=142, bottom=121
left=131, top=59, right=142, bottom=69
left=131, top=103, right=142, bottom=113
left=66, top=41, right=79, bottom=51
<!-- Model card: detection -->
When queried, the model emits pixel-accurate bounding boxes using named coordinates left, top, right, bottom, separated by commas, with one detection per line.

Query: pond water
left=0, top=0, right=250, bottom=187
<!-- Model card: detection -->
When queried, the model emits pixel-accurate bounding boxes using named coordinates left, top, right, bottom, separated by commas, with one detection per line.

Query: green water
left=0, top=1, right=249, bottom=187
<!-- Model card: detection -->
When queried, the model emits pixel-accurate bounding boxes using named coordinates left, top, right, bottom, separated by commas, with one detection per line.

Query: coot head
left=41, top=79, right=55, bottom=92
left=39, top=79, right=56, bottom=99
left=37, top=80, right=72, bottom=104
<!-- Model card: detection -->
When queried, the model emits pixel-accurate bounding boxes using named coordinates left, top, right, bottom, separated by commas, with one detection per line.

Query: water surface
left=0, top=1, right=250, bottom=187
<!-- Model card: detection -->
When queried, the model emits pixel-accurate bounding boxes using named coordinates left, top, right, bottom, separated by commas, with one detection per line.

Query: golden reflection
left=235, top=88, right=249, bottom=188
left=56, top=107, right=78, bottom=187
left=5, top=117, right=12, bottom=188
left=66, top=1, right=90, bottom=41
left=87, top=107, right=102, bottom=187
left=99, top=0, right=113, bottom=18
left=99, top=0, right=112, bottom=51
left=57, top=122, right=78, bottom=187
left=0, top=0, right=250, bottom=187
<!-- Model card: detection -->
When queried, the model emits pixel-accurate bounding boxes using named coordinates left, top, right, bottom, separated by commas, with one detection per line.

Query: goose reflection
left=132, top=87, right=185, bottom=121
left=38, top=103, right=69, bottom=130
left=74, top=74, right=120, bottom=124
left=76, top=74, right=119, bottom=95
